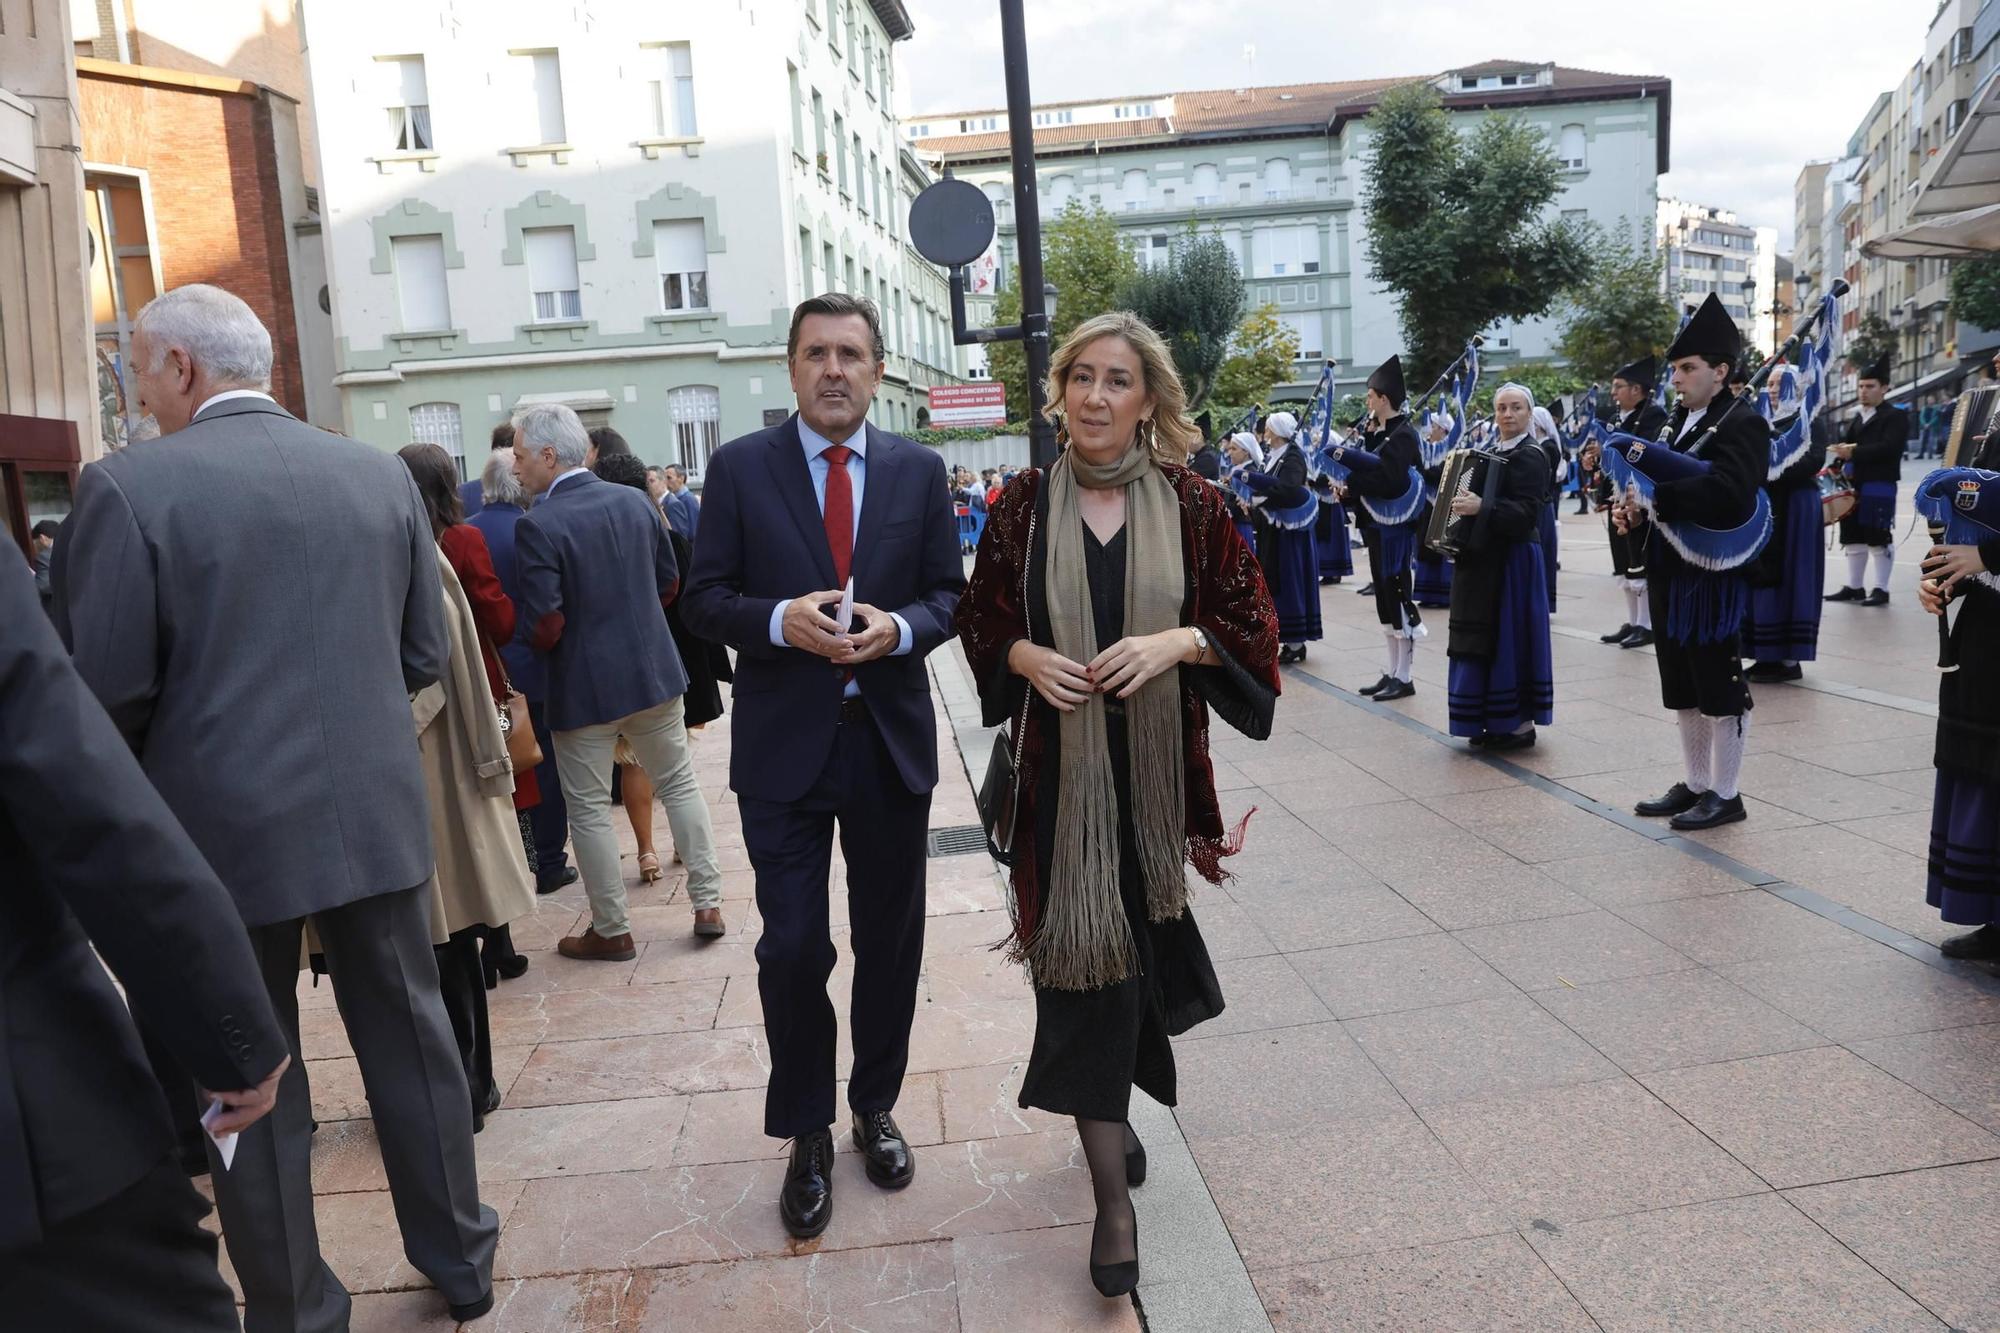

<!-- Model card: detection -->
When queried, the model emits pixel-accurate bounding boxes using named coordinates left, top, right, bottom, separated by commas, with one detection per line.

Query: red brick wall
left=78, top=72, right=307, bottom=419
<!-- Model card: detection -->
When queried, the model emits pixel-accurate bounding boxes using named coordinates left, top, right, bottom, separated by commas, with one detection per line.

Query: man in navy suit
left=513, top=403, right=725, bottom=958
left=459, top=422, right=514, bottom=521
left=683, top=293, right=964, bottom=1240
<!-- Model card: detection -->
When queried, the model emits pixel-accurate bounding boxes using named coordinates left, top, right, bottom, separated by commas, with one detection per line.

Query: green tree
left=1556, top=228, right=1678, bottom=384
left=1846, top=310, right=1896, bottom=372
left=984, top=200, right=1139, bottom=422
left=1117, top=230, right=1245, bottom=408
left=1361, top=82, right=1596, bottom=383
left=1212, top=303, right=1301, bottom=407
left=1949, top=255, right=2000, bottom=333
left=1467, top=361, right=1586, bottom=417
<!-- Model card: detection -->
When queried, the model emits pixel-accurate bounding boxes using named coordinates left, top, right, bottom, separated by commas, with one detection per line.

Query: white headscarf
left=1228, top=432, right=1265, bottom=467
left=1265, top=411, right=1299, bottom=441
left=1530, top=406, right=1559, bottom=443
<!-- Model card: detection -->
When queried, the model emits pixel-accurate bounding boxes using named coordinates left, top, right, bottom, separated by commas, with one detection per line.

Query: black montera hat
left=1663, top=294, right=1741, bottom=368
left=1858, top=354, right=1892, bottom=384
left=1612, top=354, right=1657, bottom=390
left=1367, top=354, right=1405, bottom=404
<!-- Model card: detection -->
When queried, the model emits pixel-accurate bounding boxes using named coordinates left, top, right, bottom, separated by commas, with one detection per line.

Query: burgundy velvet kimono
left=957, top=463, right=1281, bottom=964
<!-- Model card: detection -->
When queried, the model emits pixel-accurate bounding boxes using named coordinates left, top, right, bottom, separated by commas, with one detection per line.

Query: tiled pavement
left=217, top=461, right=2000, bottom=1330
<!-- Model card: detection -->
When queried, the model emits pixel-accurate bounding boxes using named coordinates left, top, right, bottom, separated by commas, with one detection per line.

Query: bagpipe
left=1596, top=413, right=1772, bottom=572
left=1913, top=465, right=2000, bottom=671
left=1229, top=459, right=1319, bottom=530
left=1312, top=339, right=1483, bottom=530
left=1311, top=439, right=1426, bottom=527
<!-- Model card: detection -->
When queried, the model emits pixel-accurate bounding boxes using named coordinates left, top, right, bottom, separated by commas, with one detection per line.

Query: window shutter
left=392, top=234, right=451, bottom=330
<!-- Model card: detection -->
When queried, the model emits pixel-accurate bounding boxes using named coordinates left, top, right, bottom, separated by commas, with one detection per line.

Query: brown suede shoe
left=557, top=927, right=636, bottom=962
left=692, top=907, right=726, bottom=939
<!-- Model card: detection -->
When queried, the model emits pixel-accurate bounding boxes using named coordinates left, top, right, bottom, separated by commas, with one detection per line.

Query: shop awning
left=1865, top=201, right=2000, bottom=260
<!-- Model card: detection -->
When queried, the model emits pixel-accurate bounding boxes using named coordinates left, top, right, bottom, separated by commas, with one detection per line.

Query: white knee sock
left=1868, top=546, right=1894, bottom=593
left=1710, top=712, right=1750, bottom=800
left=1633, top=582, right=1652, bottom=630
left=1394, top=636, right=1415, bottom=682
left=1382, top=633, right=1400, bottom=678
left=1844, top=546, right=1869, bottom=590
left=1622, top=584, right=1642, bottom=625
left=1677, top=710, right=1713, bottom=793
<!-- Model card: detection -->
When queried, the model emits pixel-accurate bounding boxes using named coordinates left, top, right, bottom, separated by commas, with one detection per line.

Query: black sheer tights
left=1077, top=1117, right=1137, bottom=1266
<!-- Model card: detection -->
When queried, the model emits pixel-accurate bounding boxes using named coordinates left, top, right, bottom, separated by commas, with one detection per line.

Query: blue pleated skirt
left=1928, top=769, right=2000, bottom=925
left=1316, top=498, right=1353, bottom=580
left=1743, top=485, right=1825, bottom=663
left=1268, top=527, right=1322, bottom=643
left=1448, top=542, right=1554, bottom=738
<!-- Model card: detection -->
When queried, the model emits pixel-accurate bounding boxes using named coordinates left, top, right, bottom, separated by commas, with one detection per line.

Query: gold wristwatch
left=1189, top=625, right=1210, bottom=661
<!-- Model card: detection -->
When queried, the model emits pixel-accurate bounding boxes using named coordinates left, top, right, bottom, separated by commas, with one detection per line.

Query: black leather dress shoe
left=1746, top=661, right=1803, bottom=683
left=1940, top=924, right=2000, bottom=960
left=1670, top=791, right=1747, bottom=830
left=1356, top=582, right=1375, bottom=596
left=780, top=1129, right=835, bottom=1237
left=1599, top=623, right=1634, bottom=644
left=1278, top=644, right=1308, bottom=665
left=1484, top=728, right=1536, bottom=752
left=535, top=865, right=579, bottom=896
left=1357, top=674, right=1393, bottom=696
left=1618, top=626, right=1655, bottom=649
left=1860, top=589, right=1890, bottom=607
left=448, top=1291, right=495, bottom=1322
left=1635, top=782, right=1702, bottom=818
left=852, top=1110, right=915, bottom=1190
left=1824, top=586, right=1863, bottom=602
left=1373, top=678, right=1415, bottom=701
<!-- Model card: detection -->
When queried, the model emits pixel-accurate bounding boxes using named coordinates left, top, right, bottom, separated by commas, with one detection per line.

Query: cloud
left=899, top=0, right=1928, bottom=252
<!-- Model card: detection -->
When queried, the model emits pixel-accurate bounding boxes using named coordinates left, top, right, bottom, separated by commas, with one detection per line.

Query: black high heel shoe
left=1089, top=1210, right=1140, bottom=1298
left=1124, top=1122, right=1146, bottom=1187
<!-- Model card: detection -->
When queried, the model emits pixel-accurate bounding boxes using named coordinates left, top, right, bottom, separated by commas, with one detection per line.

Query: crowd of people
left=4, top=271, right=1998, bottom=1330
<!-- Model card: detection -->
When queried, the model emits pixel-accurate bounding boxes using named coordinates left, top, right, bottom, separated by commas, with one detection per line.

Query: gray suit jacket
left=53, top=397, right=448, bottom=928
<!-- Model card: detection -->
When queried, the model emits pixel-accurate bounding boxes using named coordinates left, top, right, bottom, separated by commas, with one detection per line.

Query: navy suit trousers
left=740, top=705, right=930, bottom=1138
left=527, top=700, right=570, bottom=886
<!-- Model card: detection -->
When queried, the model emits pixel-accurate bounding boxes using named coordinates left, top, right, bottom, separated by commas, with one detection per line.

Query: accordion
left=1423, top=448, right=1505, bottom=557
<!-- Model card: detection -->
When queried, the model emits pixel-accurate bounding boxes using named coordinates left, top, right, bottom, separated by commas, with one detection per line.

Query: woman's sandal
left=638, top=851, right=663, bottom=883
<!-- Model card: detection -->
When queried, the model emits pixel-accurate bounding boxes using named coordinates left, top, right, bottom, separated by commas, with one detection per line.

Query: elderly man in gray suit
left=52, top=285, right=499, bottom=1331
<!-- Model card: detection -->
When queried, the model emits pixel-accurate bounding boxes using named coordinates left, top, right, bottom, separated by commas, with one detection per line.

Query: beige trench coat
left=412, top=548, right=535, bottom=943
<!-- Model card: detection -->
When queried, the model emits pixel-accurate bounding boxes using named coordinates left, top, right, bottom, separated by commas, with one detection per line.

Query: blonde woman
left=956, top=312, right=1280, bottom=1296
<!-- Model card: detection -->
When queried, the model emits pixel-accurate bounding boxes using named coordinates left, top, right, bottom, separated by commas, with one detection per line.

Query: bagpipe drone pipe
left=1596, top=424, right=1774, bottom=573
left=1230, top=462, right=1319, bottom=530
left=1309, top=440, right=1427, bottom=528
left=1913, top=466, right=2000, bottom=671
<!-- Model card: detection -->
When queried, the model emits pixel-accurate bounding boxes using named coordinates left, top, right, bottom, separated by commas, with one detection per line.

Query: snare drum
left=1816, top=466, right=1856, bottom=526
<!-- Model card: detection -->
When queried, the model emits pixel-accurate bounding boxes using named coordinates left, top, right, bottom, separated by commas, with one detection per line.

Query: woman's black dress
left=1016, top=524, right=1226, bottom=1122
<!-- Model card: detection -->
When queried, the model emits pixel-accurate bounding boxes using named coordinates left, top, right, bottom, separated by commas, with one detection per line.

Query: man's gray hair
left=482, top=450, right=528, bottom=507
left=512, top=403, right=590, bottom=468
left=133, top=284, right=274, bottom=389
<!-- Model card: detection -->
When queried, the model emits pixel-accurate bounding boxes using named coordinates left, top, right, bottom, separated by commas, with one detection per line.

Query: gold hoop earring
left=1139, top=417, right=1157, bottom=453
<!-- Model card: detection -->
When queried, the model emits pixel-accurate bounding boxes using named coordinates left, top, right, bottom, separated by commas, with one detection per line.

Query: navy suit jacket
left=682, top=416, right=965, bottom=803
left=515, top=472, right=688, bottom=732
left=466, top=501, right=543, bottom=702
left=458, top=477, right=486, bottom=520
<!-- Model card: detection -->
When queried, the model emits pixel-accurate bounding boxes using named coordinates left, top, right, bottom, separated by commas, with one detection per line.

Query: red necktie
left=822, top=444, right=853, bottom=585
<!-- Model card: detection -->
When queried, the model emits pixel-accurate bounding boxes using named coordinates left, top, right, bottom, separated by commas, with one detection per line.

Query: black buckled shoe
left=780, top=1128, right=835, bottom=1238
left=1278, top=644, right=1308, bottom=666
left=1357, top=674, right=1393, bottom=696
left=1940, top=924, right=2000, bottom=961
left=1824, top=586, right=1863, bottom=603
left=1860, top=589, right=1890, bottom=607
left=1669, top=791, right=1747, bottom=830
left=1373, top=678, right=1415, bottom=701
left=852, top=1110, right=915, bottom=1190
left=1599, top=623, right=1635, bottom=644
left=1635, top=782, right=1703, bottom=818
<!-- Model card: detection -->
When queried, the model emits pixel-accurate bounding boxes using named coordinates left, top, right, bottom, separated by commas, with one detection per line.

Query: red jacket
left=439, top=523, right=538, bottom=809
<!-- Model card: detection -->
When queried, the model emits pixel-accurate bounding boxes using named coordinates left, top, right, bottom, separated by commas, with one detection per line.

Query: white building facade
left=1658, top=198, right=1778, bottom=357
left=307, top=0, right=962, bottom=478
left=908, top=61, right=1668, bottom=399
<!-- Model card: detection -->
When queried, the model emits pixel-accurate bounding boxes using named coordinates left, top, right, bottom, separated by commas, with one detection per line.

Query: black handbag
left=977, top=507, right=1036, bottom=864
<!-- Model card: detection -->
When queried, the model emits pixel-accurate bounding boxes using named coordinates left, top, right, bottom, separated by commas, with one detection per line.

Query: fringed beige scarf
left=1033, top=443, right=1187, bottom=991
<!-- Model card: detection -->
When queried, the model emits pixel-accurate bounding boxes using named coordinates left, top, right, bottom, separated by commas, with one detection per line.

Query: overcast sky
left=895, top=0, right=1932, bottom=252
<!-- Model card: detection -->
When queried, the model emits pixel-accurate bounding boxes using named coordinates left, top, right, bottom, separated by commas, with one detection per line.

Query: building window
left=1557, top=124, right=1586, bottom=170
left=822, top=240, right=836, bottom=290
left=868, top=152, right=881, bottom=218
left=668, top=385, right=721, bottom=477
left=844, top=256, right=857, bottom=292
left=1264, top=157, right=1293, bottom=199
left=1122, top=168, right=1148, bottom=210
left=524, top=226, right=581, bottom=321
left=853, top=132, right=864, bottom=202
left=408, top=403, right=465, bottom=477
left=1047, top=174, right=1075, bottom=206
left=1946, top=99, right=1968, bottom=138
left=825, top=0, right=839, bottom=50
left=1251, top=224, right=1318, bottom=277
left=654, top=220, right=709, bottom=311
left=517, top=50, right=567, bottom=145
left=788, top=64, right=804, bottom=153
left=1281, top=313, right=1322, bottom=361
left=391, top=233, right=451, bottom=331
left=645, top=42, right=697, bottom=138
left=1191, top=163, right=1220, bottom=205
left=379, top=56, right=432, bottom=152
left=834, top=113, right=848, bottom=193
left=862, top=27, right=875, bottom=95
left=799, top=226, right=815, bottom=294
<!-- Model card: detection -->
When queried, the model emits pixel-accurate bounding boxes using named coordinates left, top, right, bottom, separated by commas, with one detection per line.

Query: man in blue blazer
left=683, top=294, right=964, bottom=1240
left=513, top=404, right=726, bottom=958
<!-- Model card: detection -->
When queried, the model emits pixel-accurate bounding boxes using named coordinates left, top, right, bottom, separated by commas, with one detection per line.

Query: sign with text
left=927, top=383, right=1008, bottom=427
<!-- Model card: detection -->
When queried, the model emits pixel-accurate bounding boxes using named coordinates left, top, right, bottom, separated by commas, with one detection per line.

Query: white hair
left=133, top=284, right=273, bottom=389
left=482, top=450, right=528, bottom=507
left=1265, top=411, right=1299, bottom=440
left=1229, top=432, right=1265, bottom=466
left=512, top=403, right=590, bottom=469
left=1530, top=406, right=1558, bottom=442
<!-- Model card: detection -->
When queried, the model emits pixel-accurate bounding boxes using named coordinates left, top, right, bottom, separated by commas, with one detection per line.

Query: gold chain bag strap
left=978, top=501, right=1037, bottom=864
